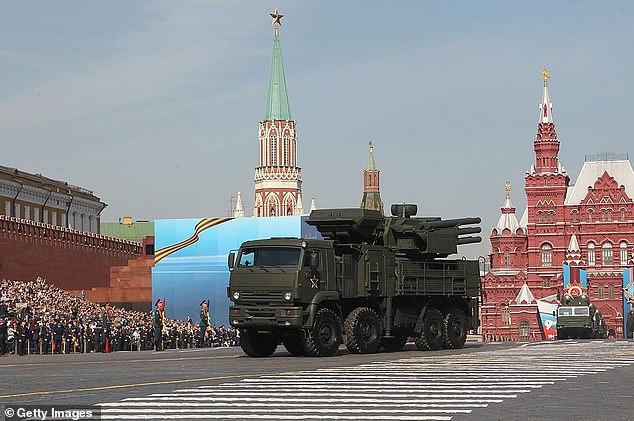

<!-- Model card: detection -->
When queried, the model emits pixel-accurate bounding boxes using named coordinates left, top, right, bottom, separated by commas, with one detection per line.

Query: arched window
left=537, top=211, right=542, bottom=223
left=601, top=209, right=607, bottom=222
left=588, top=209, right=593, bottom=222
left=283, top=136, right=290, bottom=166
left=602, top=243, right=613, bottom=266
left=541, top=243, right=553, bottom=267
left=620, top=241, right=628, bottom=265
left=504, top=250, right=511, bottom=268
left=587, top=242, right=596, bottom=266
left=598, top=285, right=605, bottom=299
left=571, top=211, right=578, bottom=223
left=607, top=209, right=613, bottom=221
left=621, top=208, right=626, bottom=222
left=519, top=320, right=530, bottom=340
left=609, top=285, right=615, bottom=299
left=270, top=135, right=277, bottom=165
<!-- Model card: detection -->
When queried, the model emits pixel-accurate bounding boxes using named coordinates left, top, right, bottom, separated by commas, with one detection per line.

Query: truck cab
left=228, top=238, right=335, bottom=331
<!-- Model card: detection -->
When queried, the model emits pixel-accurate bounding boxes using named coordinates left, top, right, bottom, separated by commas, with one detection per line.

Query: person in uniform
left=153, top=299, right=165, bottom=351
left=199, top=300, right=210, bottom=347
left=102, top=303, right=112, bottom=353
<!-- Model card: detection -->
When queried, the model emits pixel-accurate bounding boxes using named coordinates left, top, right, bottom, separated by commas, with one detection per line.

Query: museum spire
left=533, top=67, right=561, bottom=174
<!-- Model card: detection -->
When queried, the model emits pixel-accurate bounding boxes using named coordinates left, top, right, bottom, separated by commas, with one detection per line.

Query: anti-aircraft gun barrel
left=457, top=227, right=482, bottom=236
left=457, top=236, right=482, bottom=245
left=421, top=217, right=481, bottom=230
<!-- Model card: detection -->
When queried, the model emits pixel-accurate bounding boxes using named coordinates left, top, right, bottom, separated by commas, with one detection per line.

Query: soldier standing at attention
left=154, top=299, right=165, bottom=351
left=102, top=302, right=112, bottom=353
left=199, top=301, right=210, bottom=347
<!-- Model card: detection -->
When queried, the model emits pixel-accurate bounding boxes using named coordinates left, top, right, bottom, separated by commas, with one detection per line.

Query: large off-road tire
left=302, top=308, right=342, bottom=357
left=344, top=307, right=382, bottom=354
left=239, top=328, right=278, bottom=357
left=282, top=334, right=306, bottom=356
left=380, top=334, right=409, bottom=352
left=443, top=307, right=468, bottom=349
left=415, top=307, right=444, bottom=351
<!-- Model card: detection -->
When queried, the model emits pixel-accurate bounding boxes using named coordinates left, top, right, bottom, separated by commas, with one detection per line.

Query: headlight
left=284, top=292, right=292, bottom=301
left=232, top=292, right=240, bottom=300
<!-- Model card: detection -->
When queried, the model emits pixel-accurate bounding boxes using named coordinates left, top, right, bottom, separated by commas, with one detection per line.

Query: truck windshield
left=573, top=307, right=590, bottom=316
left=238, top=247, right=302, bottom=268
left=558, top=307, right=573, bottom=316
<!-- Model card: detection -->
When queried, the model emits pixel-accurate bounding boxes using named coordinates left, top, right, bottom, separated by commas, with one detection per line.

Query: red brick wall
left=0, top=216, right=141, bottom=292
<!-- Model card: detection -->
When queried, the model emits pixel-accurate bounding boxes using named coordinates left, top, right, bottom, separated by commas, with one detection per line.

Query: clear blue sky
left=1, top=1, right=633, bottom=257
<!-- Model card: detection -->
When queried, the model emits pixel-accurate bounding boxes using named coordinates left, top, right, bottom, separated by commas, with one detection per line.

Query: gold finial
left=541, top=67, right=550, bottom=86
left=271, top=8, right=283, bottom=37
left=505, top=180, right=512, bottom=192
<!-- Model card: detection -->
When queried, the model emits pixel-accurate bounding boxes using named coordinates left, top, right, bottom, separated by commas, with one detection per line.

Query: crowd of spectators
left=0, top=278, right=238, bottom=356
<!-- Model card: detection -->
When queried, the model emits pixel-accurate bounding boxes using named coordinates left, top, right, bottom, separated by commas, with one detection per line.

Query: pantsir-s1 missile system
left=228, top=204, right=482, bottom=357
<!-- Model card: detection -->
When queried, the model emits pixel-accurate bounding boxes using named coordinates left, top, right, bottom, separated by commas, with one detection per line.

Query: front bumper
left=229, top=305, right=304, bottom=329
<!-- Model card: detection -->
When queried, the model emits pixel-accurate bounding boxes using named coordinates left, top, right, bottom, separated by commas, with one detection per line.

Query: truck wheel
left=240, top=328, right=277, bottom=357
left=302, top=308, right=342, bottom=357
left=415, top=307, right=444, bottom=351
left=380, top=334, right=409, bottom=352
left=282, top=334, right=306, bottom=356
left=443, top=307, right=467, bottom=349
left=344, top=307, right=382, bottom=354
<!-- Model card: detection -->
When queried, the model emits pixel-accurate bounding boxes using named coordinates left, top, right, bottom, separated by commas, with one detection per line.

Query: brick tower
left=524, top=67, right=570, bottom=299
left=360, top=141, right=384, bottom=213
left=253, top=9, right=303, bottom=217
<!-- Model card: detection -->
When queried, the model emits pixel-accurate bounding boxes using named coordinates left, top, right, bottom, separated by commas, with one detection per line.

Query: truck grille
left=240, top=291, right=285, bottom=305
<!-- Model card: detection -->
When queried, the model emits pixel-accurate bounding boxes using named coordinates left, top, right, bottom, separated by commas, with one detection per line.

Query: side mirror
left=310, top=252, right=319, bottom=270
left=228, top=252, right=235, bottom=269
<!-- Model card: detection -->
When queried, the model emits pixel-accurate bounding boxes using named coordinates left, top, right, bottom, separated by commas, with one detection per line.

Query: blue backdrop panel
left=152, top=216, right=318, bottom=324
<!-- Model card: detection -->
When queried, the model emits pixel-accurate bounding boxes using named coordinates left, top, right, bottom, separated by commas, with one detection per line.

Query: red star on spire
left=271, top=8, right=283, bottom=36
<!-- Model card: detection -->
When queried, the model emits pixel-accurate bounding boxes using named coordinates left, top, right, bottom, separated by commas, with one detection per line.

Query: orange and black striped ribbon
left=154, top=218, right=231, bottom=264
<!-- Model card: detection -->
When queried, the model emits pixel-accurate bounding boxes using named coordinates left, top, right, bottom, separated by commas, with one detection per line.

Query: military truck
left=557, top=294, right=607, bottom=339
left=557, top=293, right=607, bottom=339
left=227, top=204, right=482, bottom=357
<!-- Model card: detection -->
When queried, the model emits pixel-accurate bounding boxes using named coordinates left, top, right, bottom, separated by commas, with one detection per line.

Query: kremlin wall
left=1, top=12, right=633, bottom=337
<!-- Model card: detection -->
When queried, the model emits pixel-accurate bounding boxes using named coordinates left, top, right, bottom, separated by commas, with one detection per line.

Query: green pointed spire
left=264, top=34, right=291, bottom=121
left=366, top=141, right=377, bottom=170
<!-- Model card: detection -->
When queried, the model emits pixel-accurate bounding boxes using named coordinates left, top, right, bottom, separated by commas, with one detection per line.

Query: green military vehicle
left=227, top=204, right=482, bottom=357
left=557, top=294, right=607, bottom=339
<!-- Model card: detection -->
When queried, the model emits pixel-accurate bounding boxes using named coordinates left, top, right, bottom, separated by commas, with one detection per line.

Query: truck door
left=301, top=249, right=326, bottom=302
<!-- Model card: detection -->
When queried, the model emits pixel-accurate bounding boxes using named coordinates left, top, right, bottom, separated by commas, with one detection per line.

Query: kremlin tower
left=253, top=9, right=303, bottom=217
left=360, top=141, right=384, bottom=213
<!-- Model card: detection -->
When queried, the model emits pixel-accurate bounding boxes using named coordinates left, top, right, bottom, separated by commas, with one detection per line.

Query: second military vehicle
left=557, top=293, right=607, bottom=339
left=228, top=204, right=482, bottom=357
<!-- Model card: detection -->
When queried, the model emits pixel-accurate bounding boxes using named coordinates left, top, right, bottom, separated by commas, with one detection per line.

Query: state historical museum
left=482, top=69, right=634, bottom=340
